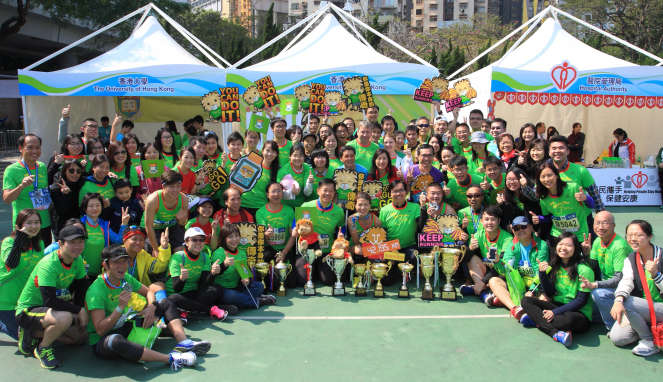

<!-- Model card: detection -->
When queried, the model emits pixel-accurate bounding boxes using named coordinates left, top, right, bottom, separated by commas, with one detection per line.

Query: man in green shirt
left=270, top=117, right=292, bottom=168
left=347, top=120, right=380, bottom=171
left=460, top=205, right=513, bottom=300
left=458, top=184, right=486, bottom=236
left=300, top=178, right=345, bottom=285
left=444, top=156, right=484, bottom=210
left=14, top=225, right=89, bottom=369
left=579, top=211, right=631, bottom=329
left=480, top=156, right=506, bottom=205
left=3, top=134, right=52, bottom=245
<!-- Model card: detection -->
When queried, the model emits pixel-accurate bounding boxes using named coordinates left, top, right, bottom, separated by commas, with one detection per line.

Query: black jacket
left=48, top=172, right=83, bottom=239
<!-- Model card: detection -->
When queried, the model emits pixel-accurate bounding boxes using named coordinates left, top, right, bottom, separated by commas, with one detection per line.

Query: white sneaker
left=631, top=340, right=660, bottom=357
left=170, top=351, right=197, bottom=370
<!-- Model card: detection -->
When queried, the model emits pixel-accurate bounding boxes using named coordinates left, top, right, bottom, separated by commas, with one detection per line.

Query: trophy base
left=355, top=288, right=367, bottom=297
left=276, top=289, right=287, bottom=297
left=303, top=286, right=316, bottom=296
left=332, top=287, right=346, bottom=296
left=441, top=289, right=457, bottom=301
left=421, top=289, right=434, bottom=301
left=398, top=288, right=410, bottom=298
left=373, top=289, right=385, bottom=298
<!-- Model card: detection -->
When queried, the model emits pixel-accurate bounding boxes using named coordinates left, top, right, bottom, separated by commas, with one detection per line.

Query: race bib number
left=552, top=213, right=580, bottom=232
left=517, top=265, right=535, bottom=277
left=268, top=227, right=286, bottom=246
left=55, top=288, right=71, bottom=302
left=320, top=234, right=330, bottom=250
left=29, top=188, right=51, bottom=210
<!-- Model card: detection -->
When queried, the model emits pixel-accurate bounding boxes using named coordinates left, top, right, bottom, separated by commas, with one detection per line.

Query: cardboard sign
left=322, top=91, right=346, bottom=116
left=295, top=207, right=319, bottom=226
left=359, top=76, right=375, bottom=109
left=384, top=251, right=405, bottom=262
left=248, top=114, right=269, bottom=134
left=418, top=213, right=466, bottom=248
left=229, top=152, right=263, bottom=193
left=195, top=160, right=228, bottom=196
left=235, top=260, right=253, bottom=279
left=309, top=83, right=326, bottom=115
left=141, top=159, right=165, bottom=179
left=219, top=87, right=241, bottom=122
left=281, top=98, right=299, bottom=115
left=236, top=222, right=265, bottom=264
left=345, top=173, right=365, bottom=211
left=333, top=168, right=359, bottom=205
left=412, top=76, right=451, bottom=105
left=255, top=75, right=280, bottom=108
left=378, top=183, right=393, bottom=209
left=445, top=97, right=463, bottom=112
left=362, top=239, right=401, bottom=259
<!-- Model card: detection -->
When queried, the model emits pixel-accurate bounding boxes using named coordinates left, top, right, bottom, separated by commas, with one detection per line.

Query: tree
left=0, top=0, right=30, bottom=41
left=429, top=46, right=438, bottom=68
left=260, top=3, right=285, bottom=61
left=363, top=14, right=389, bottom=51
left=219, top=28, right=247, bottom=67
left=475, top=38, right=492, bottom=71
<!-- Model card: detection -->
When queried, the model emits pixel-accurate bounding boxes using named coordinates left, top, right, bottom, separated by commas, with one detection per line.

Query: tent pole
left=282, top=8, right=329, bottom=52
left=134, top=4, right=153, bottom=32
left=23, top=4, right=152, bottom=71
left=328, top=4, right=432, bottom=67
left=552, top=7, right=663, bottom=65
left=446, top=6, right=551, bottom=80
left=332, top=7, right=374, bottom=49
left=21, top=96, right=27, bottom=133
left=149, top=5, right=224, bottom=68
left=493, top=8, right=549, bottom=67
left=177, top=26, right=232, bottom=67
left=231, top=3, right=332, bottom=68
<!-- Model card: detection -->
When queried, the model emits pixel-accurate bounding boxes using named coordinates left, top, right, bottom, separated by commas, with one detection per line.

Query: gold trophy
left=368, top=261, right=392, bottom=298
left=439, top=246, right=466, bottom=301
left=353, top=263, right=367, bottom=297
left=398, top=262, right=414, bottom=298
left=274, top=256, right=292, bottom=297
left=254, top=262, right=270, bottom=289
left=416, top=250, right=436, bottom=300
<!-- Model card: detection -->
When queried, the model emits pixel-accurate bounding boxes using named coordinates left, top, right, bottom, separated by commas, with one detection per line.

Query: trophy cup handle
left=413, top=250, right=419, bottom=260
left=325, top=256, right=332, bottom=267
left=286, top=264, right=293, bottom=278
left=459, top=245, right=467, bottom=263
left=386, top=261, right=393, bottom=275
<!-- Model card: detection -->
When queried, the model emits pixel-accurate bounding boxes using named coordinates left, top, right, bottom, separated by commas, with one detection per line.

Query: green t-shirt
left=277, top=140, right=293, bottom=169
left=241, top=166, right=272, bottom=209
left=256, top=204, right=295, bottom=251
left=389, top=151, right=404, bottom=166
left=644, top=264, right=663, bottom=303
left=330, top=157, right=343, bottom=169
left=449, top=136, right=462, bottom=156
left=16, top=252, right=86, bottom=314
left=81, top=221, right=106, bottom=278
left=460, top=144, right=473, bottom=160
left=474, top=228, right=513, bottom=264
left=162, top=151, right=176, bottom=169
left=468, top=153, right=496, bottom=175
left=485, top=174, right=506, bottom=205
left=553, top=263, right=594, bottom=320
left=130, top=155, right=141, bottom=168
left=2, top=161, right=51, bottom=227
left=458, top=206, right=483, bottom=236
left=540, top=182, right=589, bottom=241
left=85, top=273, right=143, bottom=345
left=166, top=251, right=211, bottom=294
left=0, top=237, right=44, bottom=310
left=79, top=178, right=115, bottom=205
left=173, top=134, right=183, bottom=152
left=300, top=200, right=345, bottom=253
left=308, top=168, right=335, bottom=202
left=277, top=163, right=312, bottom=208
left=558, top=162, right=597, bottom=214
left=502, top=236, right=549, bottom=278
left=589, top=233, right=630, bottom=280
left=110, top=165, right=139, bottom=187
left=378, top=201, right=421, bottom=249
left=447, top=174, right=484, bottom=209
left=347, top=140, right=380, bottom=171
left=173, top=159, right=203, bottom=174
left=210, top=248, right=247, bottom=289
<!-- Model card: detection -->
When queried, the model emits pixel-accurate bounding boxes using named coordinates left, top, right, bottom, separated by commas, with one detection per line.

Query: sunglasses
left=418, top=124, right=430, bottom=128
left=114, top=150, right=127, bottom=156
left=67, top=168, right=82, bottom=175
left=512, top=224, right=529, bottom=232
left=466, top=194, right=483, bottom=199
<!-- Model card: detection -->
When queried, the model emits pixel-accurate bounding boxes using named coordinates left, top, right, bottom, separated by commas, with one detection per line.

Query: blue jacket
left=80, top=215, right=126, bottom=247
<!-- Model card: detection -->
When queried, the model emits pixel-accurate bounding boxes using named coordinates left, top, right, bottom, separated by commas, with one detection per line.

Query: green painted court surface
left=0, top=206, right=662, bottom=381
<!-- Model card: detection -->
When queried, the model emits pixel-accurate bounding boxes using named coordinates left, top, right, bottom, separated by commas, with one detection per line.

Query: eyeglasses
left=67, top=168, right=82, bottom=175
left=512, top=224, right=529, bottom=232
left=114, top=150, right=127, bottom=156
left=417, top=124, right=430, bottom=128
left=466, top=194, right=483, bottom=199
left=188, top=238, right=205, bottom=243
left=68, top=142, right=83, bottom=147
left=392, top=188, right=406, bottom=194
left=506, top=178, right=519, bottom=183
left=84, top=124, right=98, bottom=129
left=626, top=234, right=647, bottom=240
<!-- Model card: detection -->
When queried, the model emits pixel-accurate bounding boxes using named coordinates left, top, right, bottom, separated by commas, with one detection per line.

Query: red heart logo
left=571, top=94, right=581, bottom=106
left=632, top=171, right=648, bottom=189
left=493, top=92, right=505, bottom=101
left=539, top=93, right=549, bottom=105
left=550, top=61, right=578, bottom=91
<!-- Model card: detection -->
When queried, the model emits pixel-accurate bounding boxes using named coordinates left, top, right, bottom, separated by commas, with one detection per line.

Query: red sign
left=362, top=240, right=401, bottom=259
left=635, top=96, right=646, bottom=109
left=539, top=93, right=549, bottom=105
left=582, top=95, right=592, bottom=107
left=506, top=92, right=516, bottom=104
left=493, top=92, right=505, bottom=101
left=625, top=96, right=635, bottom=108
left=603, top=95, right=614, bottom=108
left=571, top=94, right=582, bottom=106
left=527, top=92, right=538, bottom=105
left=560, top=93, right=571, bottom=106
left=632, top=171, right=649, bottom=189
left=593, top=95, right=603, bottom=107
left=549, top=93, right=560, bottom=105
left=646, top=96, right=656, bottom=109
left=657, top=97, right=663, bottom=109
left=614, top=96, right=624, bottom=108
left=517, top=92, right=527, bottom=105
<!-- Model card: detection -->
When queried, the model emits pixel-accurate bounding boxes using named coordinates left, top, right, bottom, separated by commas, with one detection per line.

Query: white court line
left=228, top=315, right=511, bottom=320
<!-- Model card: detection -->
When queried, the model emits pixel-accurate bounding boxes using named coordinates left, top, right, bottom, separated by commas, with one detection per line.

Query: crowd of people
left=1, top=104, right=661, bottom=372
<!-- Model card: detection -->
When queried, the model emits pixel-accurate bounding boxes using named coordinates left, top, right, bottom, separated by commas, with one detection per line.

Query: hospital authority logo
left=117, top=96, right=142, bottom=121
left=598, top=171, right=661, bottom=204
left=550, top=61, right=578, bottom=92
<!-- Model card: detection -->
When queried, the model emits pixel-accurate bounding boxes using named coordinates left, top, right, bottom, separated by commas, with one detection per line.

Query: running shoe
left=483, top=292, right=495, bottom=307
left=492, top=296, right=503, bottom=307
left=553, top=331, right=572, bottom=348
left=169, top=351, right=197, bottom=370
left=34, top=346, right=60, bottom=369
left=631, top=340, right=660, bottom=357
left=459, top=285, right=474, bottom=296
left=18, top=327, right=38, bottom=355
left=258, top=294, right=276, bottom=306
left=210, top=306, right=228, bottom=321
left=510, top=306, right=524, bottom=321
left=179, top=310, right=189, bottom=326
left=174, top=339, right=211, bottom=356
left=520, top=314, right=537, bottom=327
left=217, top=304, right=239, bottom=315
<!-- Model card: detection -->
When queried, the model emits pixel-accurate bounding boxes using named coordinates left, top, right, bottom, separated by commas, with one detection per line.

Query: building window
left=430, top=27, right=437, bottom=31
left=430, top=15, right=437, bottom=21
left=430, top=4, right=437, bottom=9
left=478, top=6, right=485, bottom=12
left=314, top=0, right=320, bottom=4
left=291, top=3, right=299, bottom=9
left=416, top=8, right=423, bottom=15
left=416, top=20, right=423, bottom=26
left=416, top=0, right=423, bottom=4
left=528, top=6, right=533, bottom=10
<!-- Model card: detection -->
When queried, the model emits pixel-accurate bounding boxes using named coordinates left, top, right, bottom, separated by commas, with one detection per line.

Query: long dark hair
left=218, top=223, right=241, bottom=253
left=322, top=134, right=340, bottom=159
left=12, top=208, right=42, bottom=252
left=107, top=141, right=131, bottom=170
left=166, top=121, right=180, bottom=135
left=154, top=127, right=179, bottom=162
left=535, top=162, right=566, bottom=199
left=286, top=125, right=302, bottom=141
left=60, top=134, right=84, bottom=156
left=516, top=123, right=536, bottom=151
left=122, top=133, right=141, bottom=156
left=140, top=142, right=159, bottom=162
left=204, top=132, right=224, bottom=159
left=262, top=140, right=279, bottom=183
left=59, top=159, right=85, bottom=186
left=550, top=232, right=583, bottom=284
left=525, top=138, right=549, bottom=176
left=429, top=134, right=444, bottom=162
left=471, top=142, right=488, bottom=162
left=503, top=168, right=533, bottom=207
left=86, top=138, right=104, bottom=155
left=369, top=149, right=395, bottom=180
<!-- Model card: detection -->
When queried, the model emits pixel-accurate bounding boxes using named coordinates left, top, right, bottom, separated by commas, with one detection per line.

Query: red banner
left=603, top=95, right=614, bottom=108
left=527, top=93, right=538, bottom=105
left=560, top=93, right=571, bottom=106
left=635, top=96, right=646, bottom=109
left=517, top=92, right=527, bottom=105
left=506, top=92, right=516, bottom=104
left=571, top=94, right=581, bottom=106
left=614, top=96, right=624, bottom=108
left=582, top=95, right=592, bottom=107
left=493, top=91, right=505, bottom=101
left=549, top=93, right=560, bottom=105
left=539, top=93, right=549, bottom=105
left=625, top=96, right=635, bottom=108
left=592, top=95, right=603, bottom=107
left=657, top=97, right=663, bottom=109
left=646, top=96, right=656, bottom=109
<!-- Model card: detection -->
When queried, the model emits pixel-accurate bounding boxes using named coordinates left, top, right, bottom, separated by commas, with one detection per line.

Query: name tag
left=268, top=227, right=286, bottom=246
left=29, top=188, right=51, bottom=210
left=552, top=213, right=580, bottom=232
left=320, top=234, right=330, bottom=250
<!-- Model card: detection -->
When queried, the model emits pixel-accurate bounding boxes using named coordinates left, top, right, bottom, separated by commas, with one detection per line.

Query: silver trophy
left=325, top=256, right=349, bottom=296
left=302, top=249, right=318, bottom=296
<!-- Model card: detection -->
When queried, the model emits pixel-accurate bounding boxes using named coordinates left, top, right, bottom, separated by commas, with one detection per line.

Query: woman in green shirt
left=308, top=149, right=335, bottom=202
left=166, top=120, right=183, bottom=152
left=121, top=134, right=141, bottom=168
left=0, top=209, right=43, bottom=340
left=429, top=134, right=444, bottom=169
left=155, top=127, right=179, bottom=169
left=241, top=141, right=279, bottom=216
left=108, top=141, right=139, bottom=198
left=277, top=145, right=313, bottom=208
left=84, top=138, right=105, bottom=173
left=468, top=131, right=494, bottom=174
left=79, top=155, right=116, bottom=205
left=322, top=134, right=342, bottom=169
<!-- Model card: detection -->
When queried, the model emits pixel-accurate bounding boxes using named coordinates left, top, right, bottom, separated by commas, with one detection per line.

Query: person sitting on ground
left=86, top=245, right=208, bottom=369
left=121, top=226, right=172, bottom=304
left=458, top=184, right=487, bottom=237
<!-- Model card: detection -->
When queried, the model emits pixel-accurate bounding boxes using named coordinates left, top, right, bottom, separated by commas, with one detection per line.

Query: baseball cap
left=470, top=131, right=490, bottom=144
left=184, top=227, right=206, bottom=241
left=101, top=245, right=130, bottom=263
left=302, top=133, right=317, bottom=141
left=512, top=216, right=530, bottom=226
left=59, top=225, right=87, bottom=241
left=434, top=115, right=448, bottom=123
left=197, top=197, right=213, bottom=207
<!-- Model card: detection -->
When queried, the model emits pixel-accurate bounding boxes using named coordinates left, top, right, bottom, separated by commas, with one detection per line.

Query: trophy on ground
left=325, top=256, right=349, bottom=296
left=439, top=245, right=466, bottom=301
left=416, top=250, right=436, bottom=300
left=254, top=262, right=270, bottom=289
left=302, top=249, right=318, bottom=296
left=274, top=255, right=292, bottom=297
left=398, top=263, right=414, bottom=298
left=368, top=261, right=392, bottom=298
left=353, top=263, right=367, bottom=296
